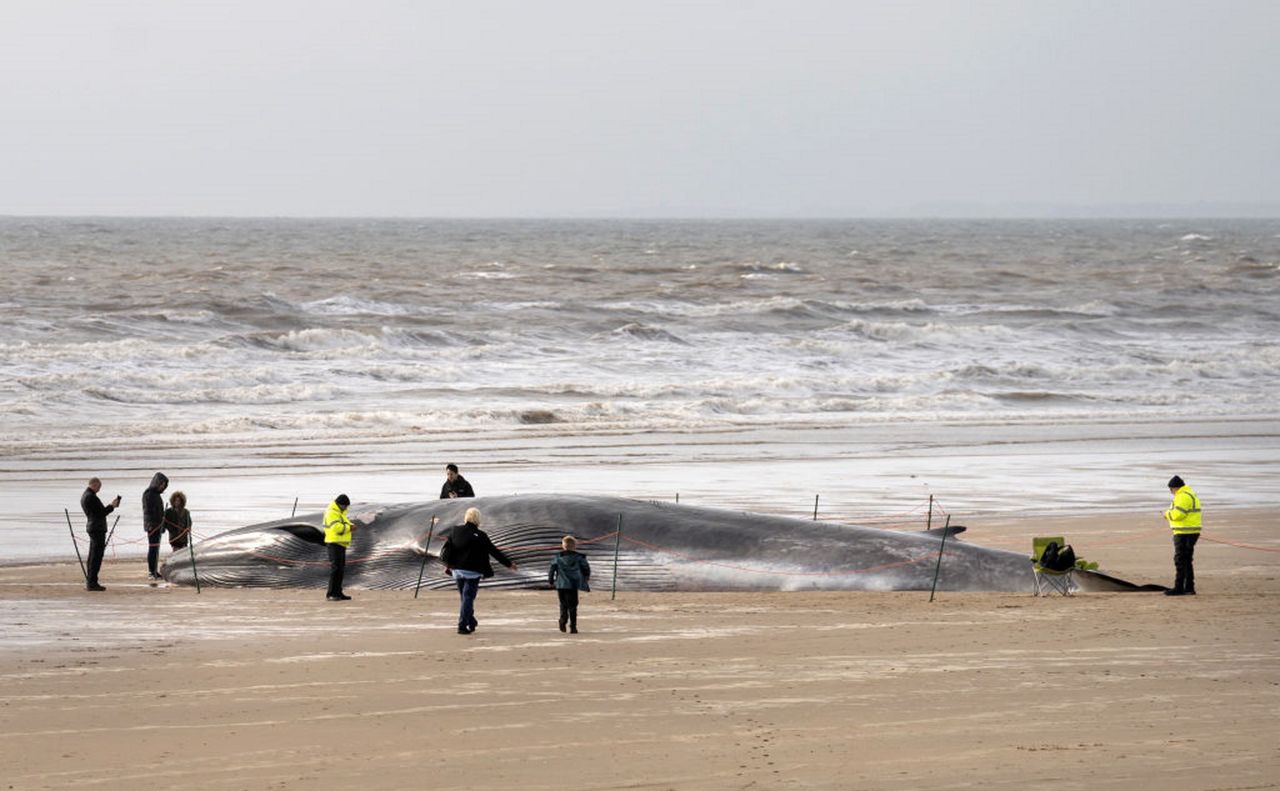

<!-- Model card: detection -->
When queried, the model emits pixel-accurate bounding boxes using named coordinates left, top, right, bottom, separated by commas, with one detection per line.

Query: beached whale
left=161, top=494, right=1159, bottom=593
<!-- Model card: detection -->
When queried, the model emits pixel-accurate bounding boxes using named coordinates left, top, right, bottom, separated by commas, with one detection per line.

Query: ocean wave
left=949, top=362, right=1051, bottom=380
left=1227, top=259, right=1278, bottom=278
left=83, top=382, right=344, bottom=405
left=601, top=323, right=689, bottom=344
left=477, top=300, right=565, bottom=312
left=241, top=328, right=382, bottom=353
left=830, top=318, right=1016, bottom=343
left=736, top=261, right=807, bottom=275
left=127, top=309, right=225, bottom=325
left=830, top=298, right=931, bottom=314
left=0, top=337, right=226, bottom=364
left=603, top=296, right=812, bottom=320
left=380, top=327, right=478, bottom=349
left=988, top=390, right=1084, bottom=403
left=3, top=391, right=1277, bottom=452
left=459, top=271, right=519, bottom=280
left=301, top=295, right=415, bottom=316
left=933, top=301, right=1119, bottom=319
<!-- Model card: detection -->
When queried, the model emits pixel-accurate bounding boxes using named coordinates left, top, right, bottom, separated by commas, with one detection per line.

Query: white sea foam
left=263, top=328, right=381, bottom=352
left=460, top=271, right=518, bottom=280
left=301, top=295, right=414, bottom=316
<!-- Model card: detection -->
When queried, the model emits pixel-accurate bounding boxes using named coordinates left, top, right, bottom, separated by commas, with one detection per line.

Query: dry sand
left=2, top=509, right=1277, bottom=790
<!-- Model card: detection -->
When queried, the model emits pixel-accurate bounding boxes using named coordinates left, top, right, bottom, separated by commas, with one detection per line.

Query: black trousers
left=327, top=543, right=347, bottom=597
left=146, top=527, right=163, bottom=575
left=557, top=588, right=580, bottom=627
left=1173, top=533, right=1199, bottom=592
left=86, top=531, right=106, bottom=586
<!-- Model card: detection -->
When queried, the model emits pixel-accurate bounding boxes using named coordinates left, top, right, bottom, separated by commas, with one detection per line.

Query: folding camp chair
left=1031, top=536, right=1075, bottom=596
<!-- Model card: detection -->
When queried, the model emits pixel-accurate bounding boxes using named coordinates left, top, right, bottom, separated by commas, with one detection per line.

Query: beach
left=2, top=507, right=1277, bottom=790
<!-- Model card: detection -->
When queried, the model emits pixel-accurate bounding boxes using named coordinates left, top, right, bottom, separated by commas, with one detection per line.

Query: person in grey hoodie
left=141, top=472, right=169, bottom=580
left=548, top=535, right=591, bottom=634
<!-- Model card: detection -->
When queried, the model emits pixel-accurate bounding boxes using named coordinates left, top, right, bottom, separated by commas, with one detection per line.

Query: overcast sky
left=2, top=0, right=1277, bottom=217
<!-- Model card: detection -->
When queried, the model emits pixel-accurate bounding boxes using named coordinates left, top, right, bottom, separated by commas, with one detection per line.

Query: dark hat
left=1167, top=475, right=1185, bottom=489
left=335, top=494, right=351, bottom=507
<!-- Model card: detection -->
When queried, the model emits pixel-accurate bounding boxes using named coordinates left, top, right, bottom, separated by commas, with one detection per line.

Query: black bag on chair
left=1040, top=541, right=1076, bottom=572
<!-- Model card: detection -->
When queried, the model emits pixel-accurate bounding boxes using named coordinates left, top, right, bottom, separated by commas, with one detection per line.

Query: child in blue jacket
left=548, top=536, right=591, bottom=633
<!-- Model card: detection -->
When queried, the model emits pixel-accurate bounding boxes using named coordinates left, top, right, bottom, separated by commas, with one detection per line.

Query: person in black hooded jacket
left=141, top=472, right=169, bottom=580
left=440, top=507, right=517, bottom=634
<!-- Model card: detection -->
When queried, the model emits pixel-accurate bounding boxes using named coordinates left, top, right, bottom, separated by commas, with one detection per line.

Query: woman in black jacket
left=440, top=508, right=518, bottom=634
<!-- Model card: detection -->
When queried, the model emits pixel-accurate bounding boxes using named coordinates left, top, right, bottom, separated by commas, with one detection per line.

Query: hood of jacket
left=148, top=472, right=169, bottom=491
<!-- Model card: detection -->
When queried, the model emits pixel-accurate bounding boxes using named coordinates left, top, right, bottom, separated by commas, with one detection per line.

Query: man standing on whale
left=439, top=463, right=475, bottom=499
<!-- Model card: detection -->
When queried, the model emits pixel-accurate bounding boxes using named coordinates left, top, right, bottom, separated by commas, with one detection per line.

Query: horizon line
left=3, top=213, right=1279, bottom=222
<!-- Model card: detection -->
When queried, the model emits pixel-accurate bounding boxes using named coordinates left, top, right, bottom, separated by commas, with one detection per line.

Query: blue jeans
left=455, top=576, right=480, bottom=631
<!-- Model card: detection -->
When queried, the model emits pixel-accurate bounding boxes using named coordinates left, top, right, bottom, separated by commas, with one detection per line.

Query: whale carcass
left=161, top=494, right=1158, bottom=593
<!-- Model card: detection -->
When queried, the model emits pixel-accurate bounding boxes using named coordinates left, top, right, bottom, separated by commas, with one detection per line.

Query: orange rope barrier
left=1200, top=535, right=1280, bottom=553
left=1079, top=526, right=1170, bottom=548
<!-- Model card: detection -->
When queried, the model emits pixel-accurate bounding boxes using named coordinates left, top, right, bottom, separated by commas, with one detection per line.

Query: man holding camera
left=80, top=478, right=120, bottom=591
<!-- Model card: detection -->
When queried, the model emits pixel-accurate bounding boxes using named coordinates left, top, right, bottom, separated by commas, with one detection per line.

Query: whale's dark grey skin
left=161, top=495, right=1160, bottom=593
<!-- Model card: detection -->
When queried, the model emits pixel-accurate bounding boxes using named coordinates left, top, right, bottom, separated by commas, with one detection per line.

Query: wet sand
left=5, top=417, right=1280, bottom=564
left=1, top=508, right=1277, bottom=790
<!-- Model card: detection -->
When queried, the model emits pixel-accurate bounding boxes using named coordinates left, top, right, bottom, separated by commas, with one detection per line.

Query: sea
left=2, top=218, right=1278, bottom=561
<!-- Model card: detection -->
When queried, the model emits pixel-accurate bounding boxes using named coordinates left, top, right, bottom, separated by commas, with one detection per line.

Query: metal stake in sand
left=813, top=494, right=820, bottom=521
left=413, top=516, right=438, bottom=599
left=187, top=529, right=202, bottom=594
left=291, top=497, right=298, bottom=518
left=611, top=514, right=623, bottom=601
left=64, top=508, right=88, bottom=583
left=105, top=514, right=120, bottom=549
left=926, top=494, right=933, bottom=532
left=928, top=514, right=951, bottom=603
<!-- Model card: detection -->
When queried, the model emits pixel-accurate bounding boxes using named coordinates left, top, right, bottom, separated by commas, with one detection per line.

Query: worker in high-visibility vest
left=1162, top=475, right=1202, bottom=596
left=324, top=494, right=355, bottom=601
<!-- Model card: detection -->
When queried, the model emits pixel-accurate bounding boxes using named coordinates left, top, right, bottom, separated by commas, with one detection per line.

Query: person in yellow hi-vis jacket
left=324, top=494, right=355, bottom=601
left=1163, top=475, right=1202, bottom=596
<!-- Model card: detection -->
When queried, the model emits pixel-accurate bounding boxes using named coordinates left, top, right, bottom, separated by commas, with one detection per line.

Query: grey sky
left=2, top=0, right=1277, bottom=217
